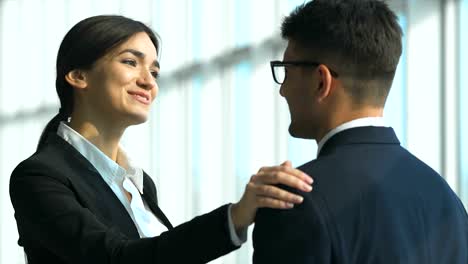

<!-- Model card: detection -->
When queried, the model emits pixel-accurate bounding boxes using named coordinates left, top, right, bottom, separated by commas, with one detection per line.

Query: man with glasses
left=253, top=0, right=468, bottom=263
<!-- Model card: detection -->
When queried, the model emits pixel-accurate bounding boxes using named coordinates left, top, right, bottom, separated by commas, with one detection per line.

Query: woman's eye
left=151, top=71, right=160, bottom=80
left=122, top=59, right=137, bottom=66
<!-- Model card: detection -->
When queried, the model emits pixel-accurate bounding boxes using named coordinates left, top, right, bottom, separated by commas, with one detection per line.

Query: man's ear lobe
left=64, top=69, right=88, bottom=89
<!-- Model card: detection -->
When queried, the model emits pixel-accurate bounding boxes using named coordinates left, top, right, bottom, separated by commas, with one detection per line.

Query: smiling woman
left=67, top=32, right=159, bottom=134
left=8, top=15, right=313, bottom=264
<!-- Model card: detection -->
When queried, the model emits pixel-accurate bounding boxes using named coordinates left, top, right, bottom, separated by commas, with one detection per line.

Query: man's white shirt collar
left=317, top=117, right=387, bottom=156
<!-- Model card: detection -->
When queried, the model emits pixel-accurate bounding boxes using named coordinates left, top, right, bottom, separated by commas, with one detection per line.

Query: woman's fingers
left=245, top=181, right=304, bottom=210
left=231, top=162, right=314, bottom=228
left=255, top=196, right=295, bottom=209
left=249, top=182, right=304, bottom=203
left=280, top=160, right=292, bottom=168
left=251, top=170, right=313, bottom=192
left=247, top=161, right=313, bottom=210
left=257, top=164, right=313, bottom=185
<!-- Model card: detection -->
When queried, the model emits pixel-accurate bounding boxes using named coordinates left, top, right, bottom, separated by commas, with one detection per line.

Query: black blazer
left=253, top=127, right=468, bottom=264
left=10, top=134, right=238, bottom=264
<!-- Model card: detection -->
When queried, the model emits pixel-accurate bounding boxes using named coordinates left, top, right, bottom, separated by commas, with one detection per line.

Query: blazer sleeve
left=10, top=159, right=238, bottom=264
left=252, top=185, right=333, bottom=264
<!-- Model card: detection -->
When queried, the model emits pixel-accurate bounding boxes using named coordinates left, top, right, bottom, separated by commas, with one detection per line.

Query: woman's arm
left=10, top=160, right=236, bottom=264
left=231, top=160, right=313, bottom=232
left=10, top=159, right=312, bottom=264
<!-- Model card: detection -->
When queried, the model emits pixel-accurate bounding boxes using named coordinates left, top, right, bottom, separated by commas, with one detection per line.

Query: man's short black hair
left=282, top=0, right=403, bottom=106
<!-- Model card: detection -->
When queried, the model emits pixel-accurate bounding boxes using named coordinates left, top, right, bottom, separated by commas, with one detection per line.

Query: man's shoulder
left=292, top=145, right=440, bottom=211
left=297, top=142, right=435, bottom=180
left=295, top=143, right=460, bottom=215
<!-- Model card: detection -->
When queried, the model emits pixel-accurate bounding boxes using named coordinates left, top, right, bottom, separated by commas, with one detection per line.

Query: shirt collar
left=316, top=117, right=387, bottom=156
left=57, top=122, right=144, bottom=193
left=117, top=146, right=144, bottom=193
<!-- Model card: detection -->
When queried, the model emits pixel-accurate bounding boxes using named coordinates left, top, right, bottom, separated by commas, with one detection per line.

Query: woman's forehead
left=107, top=32, right=158, bottom=61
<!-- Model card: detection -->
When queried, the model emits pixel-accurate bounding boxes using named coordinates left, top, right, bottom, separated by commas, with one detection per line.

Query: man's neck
left=315, top=107, right=384, bottom=143
left=315, top=115, right=386, bottom=157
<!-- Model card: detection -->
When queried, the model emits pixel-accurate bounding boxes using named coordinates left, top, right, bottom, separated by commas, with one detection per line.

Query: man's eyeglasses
left=270, top=60, right=339, bottom=85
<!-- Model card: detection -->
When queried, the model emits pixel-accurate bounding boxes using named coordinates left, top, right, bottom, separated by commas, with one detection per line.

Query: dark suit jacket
left=253, top=127, right=468, bottom=264
left=10, top=134, right=238, bottom=264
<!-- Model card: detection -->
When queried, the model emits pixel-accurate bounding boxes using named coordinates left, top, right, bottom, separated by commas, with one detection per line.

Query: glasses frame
left=270, top=60, right=339, bottom=85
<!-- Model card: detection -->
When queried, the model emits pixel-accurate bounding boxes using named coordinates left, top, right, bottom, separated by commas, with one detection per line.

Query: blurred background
left=0, top=0, right=467, bottom=263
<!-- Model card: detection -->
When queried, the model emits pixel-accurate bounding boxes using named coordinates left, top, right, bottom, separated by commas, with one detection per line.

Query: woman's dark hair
left=37, top=15, right=160, bottom=151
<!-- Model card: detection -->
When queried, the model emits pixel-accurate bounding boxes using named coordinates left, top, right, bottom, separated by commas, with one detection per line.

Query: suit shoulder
left=255, top=185, right=329, bottom=225
left=297, top=159, right=318, bottom=171
left=296, top=156, right=337, bottom=184
left=253, top=185, right=332, bottom=262
left=10, top=145, right=71, bottom=187
left=12, top=150, right=54, bottom=176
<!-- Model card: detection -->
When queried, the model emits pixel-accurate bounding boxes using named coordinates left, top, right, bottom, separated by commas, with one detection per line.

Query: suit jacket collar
left=45, top=134, right=173, bottom=232
left=318, top=126, right=400, bottom=158
left=57, top=122, right=145, bottom=194
left=141, top=176, right=174, bottom=229
left=317, top=117, right=386, bottom=156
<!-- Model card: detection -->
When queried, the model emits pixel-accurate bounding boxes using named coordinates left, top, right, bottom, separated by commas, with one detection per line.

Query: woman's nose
left=137, top=70, right=156, bottom=90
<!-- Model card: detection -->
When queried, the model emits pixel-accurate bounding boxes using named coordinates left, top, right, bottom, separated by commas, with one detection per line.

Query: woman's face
left=80, top=32, right=159, bottom=127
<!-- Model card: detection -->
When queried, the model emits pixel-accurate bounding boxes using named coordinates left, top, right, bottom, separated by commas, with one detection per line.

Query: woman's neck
left=68, top=116, right=125, bottom=162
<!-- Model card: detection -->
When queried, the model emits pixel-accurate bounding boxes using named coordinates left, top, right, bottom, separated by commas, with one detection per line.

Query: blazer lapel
left=48, top=134, right=141, bottom=238
left=49, top=134, right=174, bottom=234
left=141, top=176, right=173, bottom=230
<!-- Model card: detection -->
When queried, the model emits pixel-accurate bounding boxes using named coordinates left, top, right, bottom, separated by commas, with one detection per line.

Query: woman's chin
left=125, top=112, right=149, bottom=126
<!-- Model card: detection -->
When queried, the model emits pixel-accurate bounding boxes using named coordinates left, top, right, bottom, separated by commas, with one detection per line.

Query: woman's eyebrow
left=118, top=48, right=144, bottom=57
left=118, top=48, right=160, bottom=68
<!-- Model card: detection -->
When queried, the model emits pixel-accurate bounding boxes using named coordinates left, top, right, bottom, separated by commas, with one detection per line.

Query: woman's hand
left=230, top=160, right=313, bottom=232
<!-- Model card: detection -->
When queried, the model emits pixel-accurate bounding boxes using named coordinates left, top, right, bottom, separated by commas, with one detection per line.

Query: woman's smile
left=128, top=90, right=151, bottom=105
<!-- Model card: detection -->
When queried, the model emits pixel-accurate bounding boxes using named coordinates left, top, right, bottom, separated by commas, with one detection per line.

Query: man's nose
left=279, top=84, right=286, bottom=97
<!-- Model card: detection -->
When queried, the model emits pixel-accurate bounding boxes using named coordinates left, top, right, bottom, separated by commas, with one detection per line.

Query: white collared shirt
left=316, top=117, right=387, bottom=156
left=56, top=122, right=246, bottom=245
left=57, top=122, right=167, bottom=238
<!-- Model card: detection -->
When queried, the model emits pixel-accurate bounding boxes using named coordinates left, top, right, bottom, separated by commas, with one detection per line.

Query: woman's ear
left=65, top=69, right=88, bottom=89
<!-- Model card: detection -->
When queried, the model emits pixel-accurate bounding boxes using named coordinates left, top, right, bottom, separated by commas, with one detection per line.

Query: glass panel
left=156, top=83, right=189, bottom=226
left=384, top=13, right=408, bottom=146
left=289, top=0, right=306, bottom=11
left=235, top=0, right=251, bottom=47
left=459, top=0, right=468, bottom=208
left=191, top=76, right=203, bottom=214
left=233, top=62, right=252, bottom=263
left=0, top=0, right=20, bottom=115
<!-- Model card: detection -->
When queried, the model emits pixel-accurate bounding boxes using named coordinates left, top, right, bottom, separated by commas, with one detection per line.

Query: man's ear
left=315, top=64, right=333, bottom=102
left=64, top=69, right=88, bottom=89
